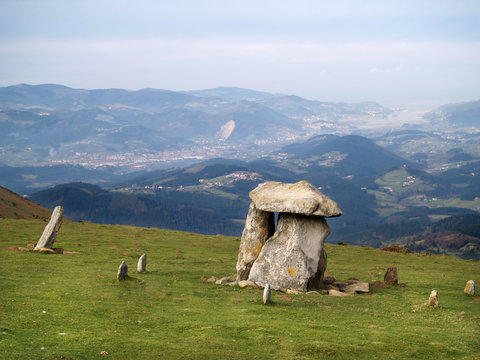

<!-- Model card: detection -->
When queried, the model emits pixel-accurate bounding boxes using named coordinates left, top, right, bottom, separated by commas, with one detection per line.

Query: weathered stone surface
left=249, top=181, right=342, bottom=217
left=238, top=280, right=259, bottom=288
left=263, top=283, right=271, bottom=304
left=216, top=275, right=235, bottom=285
left=248, top=213, right=330, bottom=292
left=464, top=280, right=475, bottom=296
left=117, top=261, right=128, bottom=281
left=384, top=267, right=398, bottom=285
left=329, top=289, right=353, bottom=297
left=307, top=247, right=327, bottom=290
left=344, top=282, right=370, bottom=293
left=428, top=289, right=439, bottom=307
left=34, top=206, right=64, bottom=250
left=236, top=203, right=275, bottom=281
left=137, top=254, right=147, bottom=273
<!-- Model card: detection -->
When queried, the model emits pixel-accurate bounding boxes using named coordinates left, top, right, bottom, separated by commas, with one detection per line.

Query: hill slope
left=0, top=219, right=478, bottom=359
left=0, top=186, right=52, bottom=220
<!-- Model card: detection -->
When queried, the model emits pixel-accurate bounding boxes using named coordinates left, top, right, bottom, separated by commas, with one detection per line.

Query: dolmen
left=236, top=181, right=342, bottom=292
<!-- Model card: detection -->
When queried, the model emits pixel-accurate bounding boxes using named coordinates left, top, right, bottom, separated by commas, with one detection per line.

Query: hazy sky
left=1, top=0, right=479, bottom=108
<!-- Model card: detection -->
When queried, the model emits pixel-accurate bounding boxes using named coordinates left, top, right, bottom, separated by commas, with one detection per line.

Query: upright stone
left=384, top=267, right=398, bottom=285
left=248, top=213, right=330, bottom=292
left=464, top=280, right=475, bottom=296
left=117, top=261, right=128, bottom=281
left=137, top=254, right=147, bottom=273
left=236, top=203, right=275, bottom=281
left=428, top=289, right=439, bottom=307
left=34, top=206, right=64, bottom=250
left=263, top=283, right=271, bottom=304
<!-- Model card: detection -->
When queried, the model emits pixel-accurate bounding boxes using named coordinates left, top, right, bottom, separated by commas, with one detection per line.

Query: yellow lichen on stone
left=288, top=268, right=297, bottom=276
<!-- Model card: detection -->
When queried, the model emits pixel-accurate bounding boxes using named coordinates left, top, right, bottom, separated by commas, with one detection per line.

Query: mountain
left=424, top=100, right=480, bottom=128
left=0, top=186, right=52, bottom=220
left=0, top=84, right=397, bottom=168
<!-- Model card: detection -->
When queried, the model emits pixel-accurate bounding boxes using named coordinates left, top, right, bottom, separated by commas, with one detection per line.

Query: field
left=0, top=219, right=479, bottom=359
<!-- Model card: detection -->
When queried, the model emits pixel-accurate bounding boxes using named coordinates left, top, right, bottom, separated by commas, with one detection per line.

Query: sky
left=0, top=0, right=479, bottom=109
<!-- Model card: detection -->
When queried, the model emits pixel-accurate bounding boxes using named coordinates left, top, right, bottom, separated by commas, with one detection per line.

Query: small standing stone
left=263, top=283, right=271, bottom=304
left=137, top=254, right=147, bottom=273
left=428, top=289, right=439, bottom=307
left=384, top=267, right=398, bottom=285
left=34, top=206, right=64, bottom=250
left=117, top=261, right=128, bottom=281
left=464, top=280, right=475, bottom=296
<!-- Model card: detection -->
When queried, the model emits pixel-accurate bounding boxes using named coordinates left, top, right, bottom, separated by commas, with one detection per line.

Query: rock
left=137, top=254, right=147, bottom=273
left=216, top=275, right=235, bottom=285
left=384, top=267, right=398, bottom=285
left=344, top=282, right=370, bottom=293
left=329, top=289, right=353, bottom=297
left=37, top=247, right=55, bottom=253
left=332, top=281, right=347, bottom=291
left=249, top=181, right=342, bottom=217
left=117, top=261, right=128, bottom=281
left=263, top=284, right=271, bottom=304
left=238, top=280, right=259, bottom=288
left=428, top=289, right=439, bottom=307
left=307, top=247, right=327, bottom=290
left=248, top=213, right=330, bottom=292
left=464, top=280, right=475, bottom=296
left=236, top=203, right=275, bottom=281
left=34, top=206, right=64, bottom=250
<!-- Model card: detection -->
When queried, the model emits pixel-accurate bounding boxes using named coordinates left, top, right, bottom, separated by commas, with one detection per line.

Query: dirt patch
left=381, top=245, right=412, bottom=254
left=370, top=281, right=389, bottom=289
left=275, top=294, right=293, bottom=301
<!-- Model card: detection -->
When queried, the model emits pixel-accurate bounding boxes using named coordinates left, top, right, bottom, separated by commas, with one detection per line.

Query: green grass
left=0, top=219, right=479, bottom=359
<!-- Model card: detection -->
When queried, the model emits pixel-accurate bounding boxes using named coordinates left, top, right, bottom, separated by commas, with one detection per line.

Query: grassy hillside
left=0, top=219, right=479, bottom=359
left=0, top=186, right=52, bottom=220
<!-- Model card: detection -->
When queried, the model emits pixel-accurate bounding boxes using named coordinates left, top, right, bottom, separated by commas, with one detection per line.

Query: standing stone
left=384, top=267, right=398, bottom=285
left=137, top=254, right=147, bottom=273
left=236, top=203, right=275, bottom=281
left=263, top=283, right=271, bottom=304
left=34, top=206, right=64, bottom=250
left=428, top=289, right=439, bottom=307
left=464, top=280, right=475, bottom=296
left=248, top=213, right=330, bottom=292
left=117, top=261, right=128, bottom=281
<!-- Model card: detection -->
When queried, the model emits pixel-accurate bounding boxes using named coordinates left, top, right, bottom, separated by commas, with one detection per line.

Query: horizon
left=1, top=0, right=479, bottom=109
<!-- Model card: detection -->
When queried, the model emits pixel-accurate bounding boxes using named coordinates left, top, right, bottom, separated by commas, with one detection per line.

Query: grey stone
left=34, top=206, right=64, bottom=250
left=464, top=280, right=475, bottom=296
left=238, top=280, right=259, bottom=288
left=248, top=213, right=330, bottom=292
left=236, top=203, right=275, bottom=281
left=249, top=181, right=342, bottom=217
left=384, top=267, right=398, bottom=285
left=117, top=261, right=128, bottom=281
left=137, top=254, right=147, bottom=273
left=329, top=289, right=353, bottom=297
left=344, top=282, right=370, bottom=293
left=263, top=283, right=271, bottom=304
left=428, top=289, right=438, bottom=307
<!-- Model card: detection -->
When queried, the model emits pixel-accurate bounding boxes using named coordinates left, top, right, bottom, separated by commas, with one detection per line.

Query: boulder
left=249, top=181, right=342, bottom=217
left=236, top=203, right=275, bottom=281
left=248, top=213, right=330, bottom=292
left=137, top=254, right=147, bottom=273
left=263, top=284, right=271, bottom=304
left=384, top=267, right=398, bottom=285
left=117, top=261, right=128, bottom=281
left=34, top=206, right=64, bottom=250
left=464, top=280, right=475, bottom=296
left=428, top=289, right=439, bottom=307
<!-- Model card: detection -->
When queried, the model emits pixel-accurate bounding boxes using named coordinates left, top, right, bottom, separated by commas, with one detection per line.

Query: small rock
left=328, top=289, right=353, bottom=297
left=464, top=280, right=475, bottom=296
left=137, top=254, right=147, bottom=273
left=428, top=289, right=439, bottom=307
left=117, top=261, right=128, bottom=281
left=323, top=276, right=336, bottom=284
left=384, top=267, right=398, bottom=285
left=215, top=276, right=234, bottom=285
left=38, top=247, right=55, bottom=253
left=205, top=276, right=217, bottom=283
left=286, top=289, right=303, bottom=295
left=263, top=283, right=271, bottom=304
left=332, top=281, right=347, bottom=291
left=238, top=280, right=258, bottom=288
left=344, top=282, right=370, bottom=293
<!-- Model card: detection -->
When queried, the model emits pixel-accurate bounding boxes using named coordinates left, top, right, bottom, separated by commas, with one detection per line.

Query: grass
left=0, top=219, right=479, bottom=359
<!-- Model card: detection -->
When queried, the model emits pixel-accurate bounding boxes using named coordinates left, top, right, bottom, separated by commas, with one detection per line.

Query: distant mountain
left=424, top=100, right=480, bottom=128
left=0, top=186, right=52, bottom=220
left=0, top=83, right=397, bottom=168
